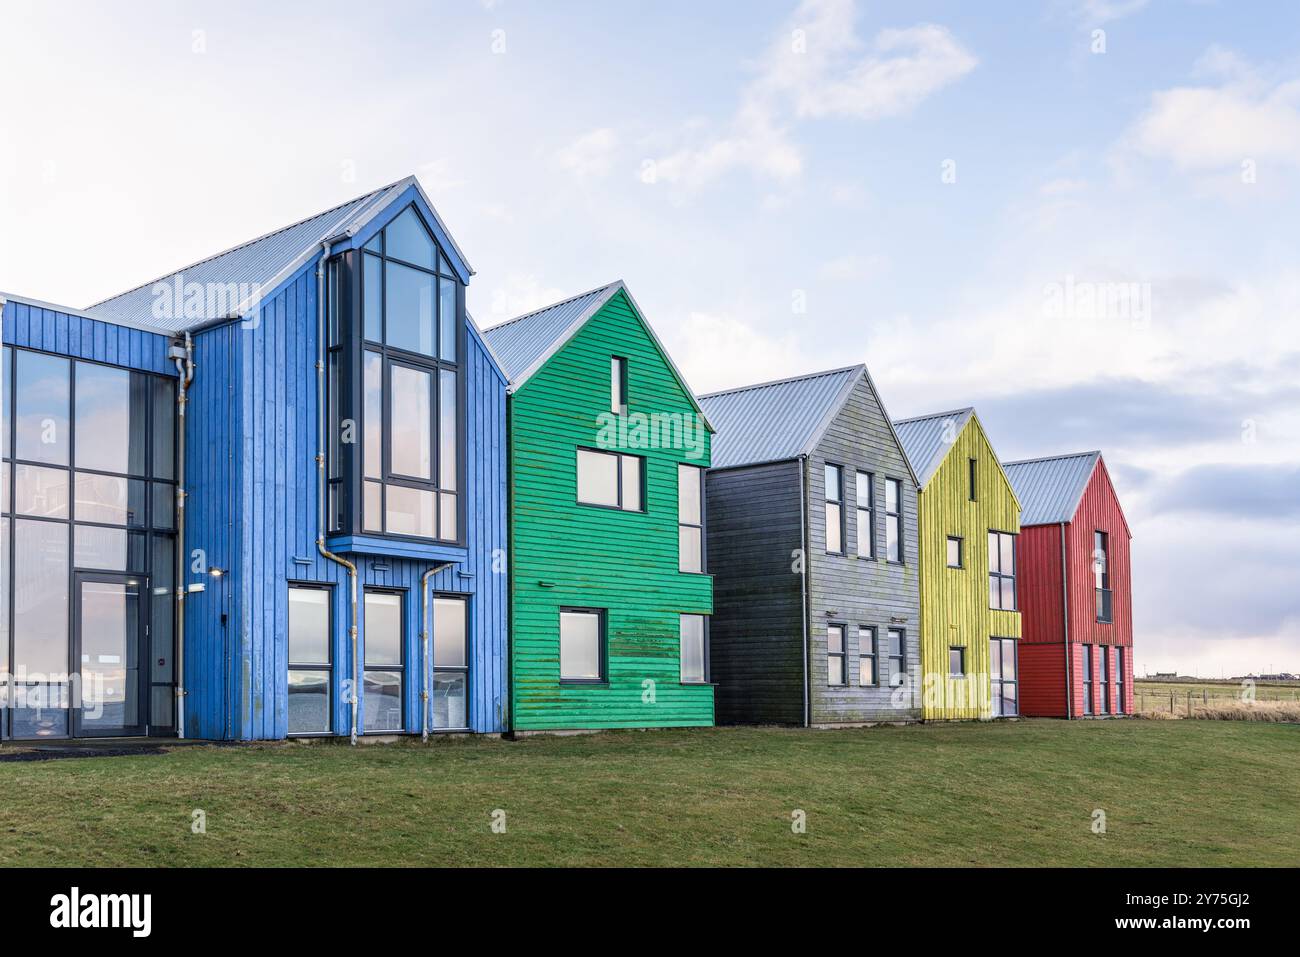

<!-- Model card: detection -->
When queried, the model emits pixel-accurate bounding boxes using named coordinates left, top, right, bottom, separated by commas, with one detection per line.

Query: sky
left=1, top=0, right=1297, bottom=677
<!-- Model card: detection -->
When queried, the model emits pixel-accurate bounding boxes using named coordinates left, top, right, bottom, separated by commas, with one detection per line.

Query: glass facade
left=1, top=346, right=178, bottom=738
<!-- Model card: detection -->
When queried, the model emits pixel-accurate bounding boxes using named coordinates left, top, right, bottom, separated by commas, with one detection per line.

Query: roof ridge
left=84, top=178, right=404, bottom=310
left=1003, top=450, right=1101, bottom=467
left=480, top=281, right=621, bottom=334
left=697, top=364, right=865, bottom=400
left=892, top=406, right=975, bottom=425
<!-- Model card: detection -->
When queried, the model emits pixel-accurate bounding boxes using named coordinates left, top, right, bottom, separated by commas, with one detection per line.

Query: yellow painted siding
left=916, top=417, right=1020, bottom=719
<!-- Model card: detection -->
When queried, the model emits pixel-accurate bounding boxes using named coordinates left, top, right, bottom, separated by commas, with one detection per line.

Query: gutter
left=313, top=242, right=361, bottom=745
left=799, top=454, right=810, bottom=728
left=170, top=334, right=195, bottom=736
left=420, top=562, right=454, bottom=742
left=1061, top=521, right=1072, bottom=719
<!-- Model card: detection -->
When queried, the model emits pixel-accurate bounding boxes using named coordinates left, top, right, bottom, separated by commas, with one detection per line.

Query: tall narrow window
left=1082, top=644, right=1094, bottom=715
left=288, top=585, right=332, bottom=734
left=949, top=647, right=966, bottom=677
left=352, top=205, right=460, bottom=542
left=432, top=595, right=468, bottom=730
left=968, top=457, right=977, bottom=501
left=990, top=637, right=1018, bottom=716
left=678, top=464, right=704, bottom=572
left=827, top=624, right=846, bottom=686
left=988, top=531, right=1017, bottom=610
left=946, top=535, right=963, bottom=568
left=824, top=464, right=844, bottom=554
left=1094, top=530, right=1112, bottom=623
left=1114, top=647, right=1126, bottom=715
left=577, top=449, right=643, bottom=511
left=680, top=614, right=707, bottom=683
left=885, top=478, right=903, bottom=562
left=855, top=471, right=874, bottom=558
left=611, top=356, right=628, bottom=415
left=858, top=626, right=877, bottom=685
left=363, top=590, right=404, bottom=733
left=560, top=608, right=605, bottom=682
left=1099, top=644, right=1110, bottom=714
left=886, top=628, right=907, bottom=687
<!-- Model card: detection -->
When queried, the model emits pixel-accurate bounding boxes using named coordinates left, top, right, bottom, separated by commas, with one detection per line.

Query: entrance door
left=72, top=573, right=146, bottom=737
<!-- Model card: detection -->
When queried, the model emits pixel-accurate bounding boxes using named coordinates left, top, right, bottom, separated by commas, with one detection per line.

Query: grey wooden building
left=698, top=365, right=921, bottom=726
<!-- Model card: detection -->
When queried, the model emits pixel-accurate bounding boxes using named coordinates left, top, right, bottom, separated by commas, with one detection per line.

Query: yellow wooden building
left=892, top=409, right=1021, bottom=720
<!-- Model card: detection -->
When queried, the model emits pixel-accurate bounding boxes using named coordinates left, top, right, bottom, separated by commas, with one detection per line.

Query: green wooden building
left=482, top=282, right=715, bottom=731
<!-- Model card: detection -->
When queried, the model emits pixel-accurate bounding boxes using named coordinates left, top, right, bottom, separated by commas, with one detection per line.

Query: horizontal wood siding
left=705, top=460, right=804, bottom=725
left=806, top=376, right=921, bottom=723
left=510, top=291, right=714, bottom=730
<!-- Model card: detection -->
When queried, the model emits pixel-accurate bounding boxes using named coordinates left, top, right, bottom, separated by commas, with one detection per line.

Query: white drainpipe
left=172, top=333, right=194, bottom=737
left=420, top=562, right=454, bottom=742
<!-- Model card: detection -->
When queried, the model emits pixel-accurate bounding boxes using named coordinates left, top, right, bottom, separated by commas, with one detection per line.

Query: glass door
left=72, top=572, right=146, bottom=737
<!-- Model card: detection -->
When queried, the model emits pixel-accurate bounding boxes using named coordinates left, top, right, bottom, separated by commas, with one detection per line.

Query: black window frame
left=886, top=627, right=907, bottom=687
left=677, top=463, right=705, bottom=573
left=884, top=477, right=904, bottom=564
left=1099, top=642, right=1111, bottom=714
left=1094, top=529, right=1112, bottom=623
left=610, top=355, right=628, bottom=415
left=1114, top=646, right=1126, bottom=714
left=826, top=623, right=847, bottom=687
left=1082, top=644, right=1094, bottom=715
left=362, top=587, right=406, bottom=734
left=988, top=529, right=1017, bottom=611
left=858, top=625, right=877, bottom=686
left=990, top=636, right=1018, bottom=717
left=948, top=646, right=966, bottom=677
left=679, top=613, right=709, bottom=684
left=946, top=535, right=963, bottom=568
left=855, top=470, right=875, bottom=559
left=824, top=463, right=845, bottom=555
left=287, top=582, right=334, bottom=736
left=575, top=447, right=645, bottom=512
left=968, top=456, right=977, bottom=501
left=559, top=606, right=607, bottom=684
left=328, top=204, right=466, bottom=546
left=431, top=592, right=470, bottom=732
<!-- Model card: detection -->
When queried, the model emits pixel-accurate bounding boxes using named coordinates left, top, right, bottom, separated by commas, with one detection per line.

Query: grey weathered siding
left=806, top=375, right=921, bottom=724
left=705, top=460, right=805, bottom=725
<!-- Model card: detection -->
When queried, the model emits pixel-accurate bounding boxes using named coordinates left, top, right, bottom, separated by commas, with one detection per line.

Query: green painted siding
left=509, top=291, right=714, bottom=730
left=916, top=416, right=1020, bottom=720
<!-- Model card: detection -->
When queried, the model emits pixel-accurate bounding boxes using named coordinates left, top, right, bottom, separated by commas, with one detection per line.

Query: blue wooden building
left=0, top=176, right=508, bottom=741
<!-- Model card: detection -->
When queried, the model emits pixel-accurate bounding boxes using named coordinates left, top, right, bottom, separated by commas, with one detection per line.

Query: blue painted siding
left=183, top=256, right=508, bottom=739
left=2, top=300, right=173, bottom=375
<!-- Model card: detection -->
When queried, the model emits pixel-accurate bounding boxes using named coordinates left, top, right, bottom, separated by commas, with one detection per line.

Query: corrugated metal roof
left=82, top=175, right=472, bottom=333
left=1002, top=451, right=1100, bottom=525
left=891, top=408, right=974, bottom=488
left=480, top=283, right=620, bottom=382
left=698, top=366, right=864, bottom=470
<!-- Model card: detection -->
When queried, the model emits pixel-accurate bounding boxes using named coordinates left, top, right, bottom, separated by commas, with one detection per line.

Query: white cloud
left=818, top=253, right=890, bottom=281
left=483, top=273, right=567, bottom=321
left=554, top=128, right=620, bottom=179
left=674, top=311, right=813, bottom=393
left=1073, top=0, right=1149, bottom=24
left=650, top=0, right=975, bottom=188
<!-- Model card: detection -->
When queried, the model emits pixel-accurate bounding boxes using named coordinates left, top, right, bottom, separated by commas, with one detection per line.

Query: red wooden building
left=1002, top=452, right=1133, bottom=717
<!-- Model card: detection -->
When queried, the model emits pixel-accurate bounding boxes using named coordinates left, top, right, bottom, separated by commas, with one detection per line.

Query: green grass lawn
left=0, top=720, right=1295, bottom=867
left=1135, top=679, right=1300, bottom=702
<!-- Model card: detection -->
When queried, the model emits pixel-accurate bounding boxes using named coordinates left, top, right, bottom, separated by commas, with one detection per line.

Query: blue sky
left=2, top=0, right=1297, bottom=675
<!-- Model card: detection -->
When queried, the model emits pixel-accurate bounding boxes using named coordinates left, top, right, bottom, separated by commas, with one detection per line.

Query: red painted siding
left=1017, top=457, right=1135, bottom=718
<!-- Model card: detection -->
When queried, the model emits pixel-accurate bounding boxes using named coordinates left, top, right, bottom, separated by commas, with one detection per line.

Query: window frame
left=824, top=463, right=845, bottom=555
left=677, top=463, right=705, bottom=573
left=575, top=447, right=645, bottom=512
left=826, top=623, right=847, bottom=687
left=855, top=470, right=875, bottom=559
left=988, top=529, right=1017, bottom=611
left=857, top=626, right=877, bottom=686
left=968, top=457, right=977, bottom=501
left=946, top=535, right=963, bottom=569
left=886, top=627, right=907, bottom=687
left=610, top=356, right=628, bottom=415
left=948, top=646, right=966, bottom=677
left=1082, top=644, right=1094, bottom=715
left=431, top=593, right=470, bottom=732
left=559, top=606, right=607, bottom=684
left=1114, top=646, right=1126, bottom=715
left=679, top=613, right=709, bottom=684
left=287, top=582, right=334, bottom=736
left=362, top=588, right=406, bottom=734
left=884, top=477, right=904, bottom=564
left=1099, top=642, right=1111, bottom=714
left=990, top=636, right=1018, bottom=717
left=1094, top=529, right=1112, bottom=623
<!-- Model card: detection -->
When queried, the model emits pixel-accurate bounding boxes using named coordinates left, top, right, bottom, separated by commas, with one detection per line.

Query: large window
left=680, top=614, right=707, bottom=684
left=1094, top=530, right=1112, bottom=622
left=363, top=590, right=404, bottom=732
left=1082, top=644, right=1093, bottom=715
left=886, top=628, right=907, bottom=687
left=827, top=624, right=846, bottom=686
left=988, top=530, right=1017, bottom=610
left=577, top=448, right=643, bottom=511
left=1099, top=643, right=1110, bottom=714
left=990, top=637, right=1017, bottom=716
left=859, top=626, right=877, bottom=685
left=1114, top=647, right=1126, bottom=715
left=678, top=464, right=704, bottom=572
left=288, top=585, right=332, bottom=735
left=855, top=471, right=874, bottom=558
left=432, top=595, right=468, bottom=730
left=885, top=478, right=903, bottom=562
left=1, top=347, right=178, bottom=739
left=560, top=608, right=605, bottom=682
left=824, top=464, right=844, bottom=554
left=331, top=205, right=462, bottom=542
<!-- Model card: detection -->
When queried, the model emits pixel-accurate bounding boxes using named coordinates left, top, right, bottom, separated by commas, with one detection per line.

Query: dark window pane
left=14, top=465, right=69, bottom=518
left=389, top=364, right=431, bottom=479
left=289, top=670, right=331, bottom=734
left=75, top=363, right=147, bottom=475
left=152, top=483, right=175, bottom=529
left=1, top=345, right=9, bottom=456
left=74, top=472, right=146, bottom=526
left=12, top=682, right=69, bottom=738
left=385, top=207, right=436, bottom=270
left=363, top=253, right=382, bottom=342
left=74, top=526, right=146, bottom=571
left=439, top=370, right=457, bottom=490
left=151, top=377, right=175, bottom=479
left=432, top=672, right=466, bottom=728
left=15, top=350, right=69, bottom=465
left=289, top=587, right=330, bottom=663
left=433, top=596, right=467, bottom=667
left=364, top=592, right=402, bottom=666
left=0, top=518, right=8, bottom=673
left=13, top=519, right=68, bottom=673
left=151, top=684, right=175, bottom=730
left=150, top=536, right=174, bottom=684
left=385, top=260, right=435, bottom=356
left=439, top=277, right=457, bottom=361
left=363, top=671, right=403, bottom=732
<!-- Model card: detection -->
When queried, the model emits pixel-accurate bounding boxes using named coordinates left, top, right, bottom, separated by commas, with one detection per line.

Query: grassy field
left=0, top=720, right=1295, bottom=867
left=1135, top=678, right=1300, bottom=702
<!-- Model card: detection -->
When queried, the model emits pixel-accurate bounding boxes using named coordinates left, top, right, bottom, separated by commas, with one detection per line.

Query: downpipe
left=420, top=562, right=454, bottom=742
left=313, top=242, right=360, bottom=744
left=172, top=332, right=194, bottom=737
